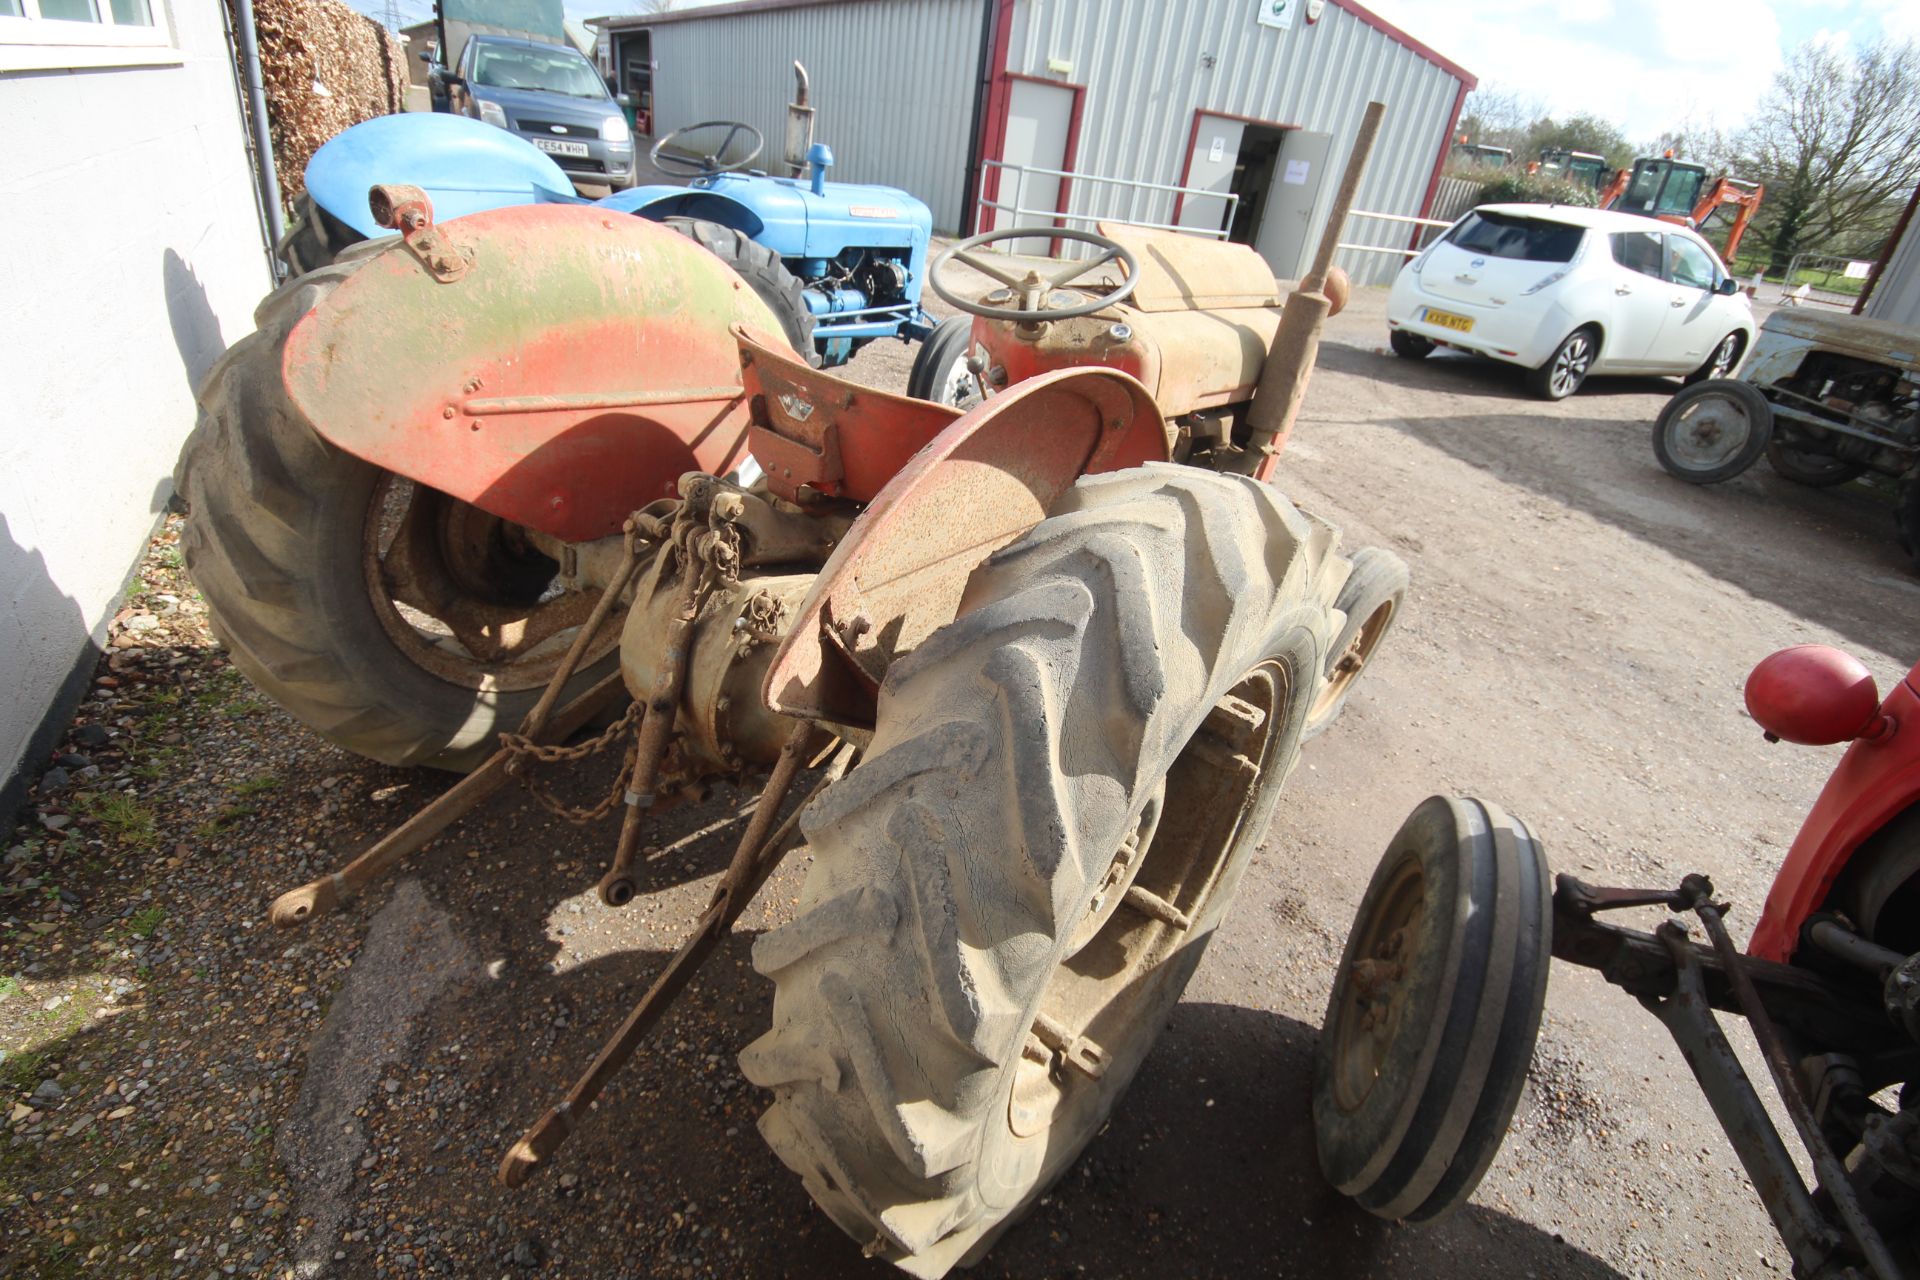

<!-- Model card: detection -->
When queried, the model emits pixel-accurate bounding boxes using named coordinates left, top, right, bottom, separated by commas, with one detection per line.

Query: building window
left=0, top=0, right=179, bottom=73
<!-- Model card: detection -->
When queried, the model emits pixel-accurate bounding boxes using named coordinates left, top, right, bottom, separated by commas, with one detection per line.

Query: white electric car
left=1386, top=203, right=1755, bottom=400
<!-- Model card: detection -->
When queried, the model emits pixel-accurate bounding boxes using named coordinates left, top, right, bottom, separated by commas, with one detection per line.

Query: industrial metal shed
left=594, top=0, right=1474, bottom=284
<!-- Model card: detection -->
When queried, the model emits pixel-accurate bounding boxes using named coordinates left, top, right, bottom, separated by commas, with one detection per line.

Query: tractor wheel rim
left=1309, top=598, right=1397, bottom=724
left=1328, top=854, right=1425, bottom=1112
left=362, top=473, right=622, bottom=693
left=1550, top=336, right=1591, bottom=396
left=1006, top=657, right=1288, bottom=1140
left=936, top=349, right=981, bottom=411
left=1670, top=396, right=1752, bottom=471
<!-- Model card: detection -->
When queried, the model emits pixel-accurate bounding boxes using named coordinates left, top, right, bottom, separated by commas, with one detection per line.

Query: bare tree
left=1458, top=85, right=1545, bottom=153
left=1728, top=39, right=1920, bottom=270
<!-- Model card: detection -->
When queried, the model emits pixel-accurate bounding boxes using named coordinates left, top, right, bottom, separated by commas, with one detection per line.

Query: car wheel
left=1389, top=330, right=1434, bottom=360
left=1683, top=331, right=1745, bottom=385
left=1525, top=326, right=1598, bottom=400
left=1650, top=379, right=1773, bottom=484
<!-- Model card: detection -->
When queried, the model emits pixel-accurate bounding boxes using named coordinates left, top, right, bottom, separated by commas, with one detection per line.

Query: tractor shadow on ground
left=1317, top=338, right=1920, bottom=664
left=987, top=998, right=1631, bottom=1280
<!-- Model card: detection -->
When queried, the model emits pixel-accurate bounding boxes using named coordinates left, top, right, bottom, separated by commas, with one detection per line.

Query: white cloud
left=1364, top=0, right=1784, bottom=139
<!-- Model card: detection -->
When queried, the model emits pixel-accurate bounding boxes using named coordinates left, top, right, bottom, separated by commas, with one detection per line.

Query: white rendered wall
left=0, top=3, right=272, bottom=801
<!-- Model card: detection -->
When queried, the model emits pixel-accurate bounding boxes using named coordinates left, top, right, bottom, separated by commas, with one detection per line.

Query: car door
left=1654, top=234, right=1730, bottom=372
left=1604, top=229, right=1674, bottom=368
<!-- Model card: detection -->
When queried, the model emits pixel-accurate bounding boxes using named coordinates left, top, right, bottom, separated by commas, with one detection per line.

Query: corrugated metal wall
left=1862, top=202, right=1920, bottom=327
left=1006, top=0, right=1467, bottom=285
left=647, top=0, right=985, bottom=232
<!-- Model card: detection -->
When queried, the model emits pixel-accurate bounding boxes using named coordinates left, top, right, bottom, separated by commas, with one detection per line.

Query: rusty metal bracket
left=369, top=183, right=471, bottom=284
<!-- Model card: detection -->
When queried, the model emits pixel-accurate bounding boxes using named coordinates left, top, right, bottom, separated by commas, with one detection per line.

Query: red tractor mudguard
left=758, top=361, right=1173, bottom=728
left=1749, top=658, right=1920, bottom=961
left=282, top=204, right=785, bottom=543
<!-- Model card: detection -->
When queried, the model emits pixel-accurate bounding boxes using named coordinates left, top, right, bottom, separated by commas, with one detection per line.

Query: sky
left=1362, top=0, right=1920, bottom=141
left=352, top=0, right=1920, bottom=142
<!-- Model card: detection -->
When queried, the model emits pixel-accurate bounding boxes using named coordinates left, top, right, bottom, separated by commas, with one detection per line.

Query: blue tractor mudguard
left=304, top=113, right=581, bottom=238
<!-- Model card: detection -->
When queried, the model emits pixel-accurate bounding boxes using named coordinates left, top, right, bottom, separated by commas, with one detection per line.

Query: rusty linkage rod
left=499, top=721, right=847, bottom=1188
left=266, top=516, right=654, bottom=928
left=1680, top=877, right=1904, bottom=1280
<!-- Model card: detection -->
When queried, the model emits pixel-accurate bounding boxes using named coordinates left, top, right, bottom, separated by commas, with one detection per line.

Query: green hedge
left=1473, top=173, right=1600, bottom=208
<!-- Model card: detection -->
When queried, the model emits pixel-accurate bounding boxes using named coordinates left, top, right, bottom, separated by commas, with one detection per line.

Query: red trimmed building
left=595, top=0, right=1473, bottom=283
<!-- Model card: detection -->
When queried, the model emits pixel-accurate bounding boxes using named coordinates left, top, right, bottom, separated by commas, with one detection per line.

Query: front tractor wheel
left=742, top=465, right=1331, bottom=1276
left=176, top=263, right=624, bottom=771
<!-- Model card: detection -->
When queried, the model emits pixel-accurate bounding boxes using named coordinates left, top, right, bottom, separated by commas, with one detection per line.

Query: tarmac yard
left=3, top=283, right=1916, bottom=1279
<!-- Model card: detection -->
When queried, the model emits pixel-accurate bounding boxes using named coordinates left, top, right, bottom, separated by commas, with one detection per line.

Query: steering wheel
left=929, top=227, right=1138, bottom=323
left=650, top=120, right=765, bottom=176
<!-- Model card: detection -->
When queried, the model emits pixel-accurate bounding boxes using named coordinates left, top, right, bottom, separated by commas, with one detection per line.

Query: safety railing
left=1337, top=208, right=1456, bottom=259
left=976, top=160, right=1240, bottom=249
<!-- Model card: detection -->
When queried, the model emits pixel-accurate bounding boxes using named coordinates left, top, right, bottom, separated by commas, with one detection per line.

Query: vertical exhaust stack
left=1236, top=100, right=1386, bottom=477
left=785, top=61, right=815, bottom=178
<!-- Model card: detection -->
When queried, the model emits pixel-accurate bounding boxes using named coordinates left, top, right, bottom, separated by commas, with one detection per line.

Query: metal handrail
left=1337, top=207, right=1457, bottom=259
left=977, top=159, right=1240, bottom=246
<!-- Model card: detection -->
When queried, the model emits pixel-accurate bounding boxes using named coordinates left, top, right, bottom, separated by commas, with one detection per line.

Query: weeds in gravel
left=0, top=974, right=21, bottom=1000
left=127, top=907, right=166, bottom=939
left=234, top=775, right=281, bottom=796
left=0, top=1048, right=45, bottom=1092
left=72, top=792, right=157, bottom=847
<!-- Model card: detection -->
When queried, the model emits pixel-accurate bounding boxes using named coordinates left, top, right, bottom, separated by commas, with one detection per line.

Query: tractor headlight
left=601, top=114, right=630, bottom=144
left=476, top=99, right=507, bottom=129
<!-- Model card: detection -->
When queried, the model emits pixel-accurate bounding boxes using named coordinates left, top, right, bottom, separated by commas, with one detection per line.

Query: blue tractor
left=282, top=65, right=946, bottom=374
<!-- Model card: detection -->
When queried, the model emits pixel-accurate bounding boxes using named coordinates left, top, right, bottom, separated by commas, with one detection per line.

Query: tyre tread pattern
left=743, top=464, right=1327, bottom=1276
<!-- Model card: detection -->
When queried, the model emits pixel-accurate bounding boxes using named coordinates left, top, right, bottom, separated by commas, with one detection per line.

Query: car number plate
left=1421, top=307, right=1474, bottom=333
left=532, top=138, right=590, bottom=158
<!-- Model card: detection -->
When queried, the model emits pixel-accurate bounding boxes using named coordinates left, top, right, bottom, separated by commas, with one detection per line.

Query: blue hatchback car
left=443, top=34, right=635, bottom=191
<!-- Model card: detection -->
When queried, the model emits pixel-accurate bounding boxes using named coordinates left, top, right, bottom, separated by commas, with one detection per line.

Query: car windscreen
left=1444, top=211, right=1585, bottom=264
left=473, top=45, right=608, bottom=99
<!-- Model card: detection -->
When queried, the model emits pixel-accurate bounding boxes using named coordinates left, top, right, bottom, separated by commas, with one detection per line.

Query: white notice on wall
left=1208, top=136, right=1226, bottom=163
left=1283, top=159, right=1310, bottom=185
left=1257, top=0, right=1294, bottom=29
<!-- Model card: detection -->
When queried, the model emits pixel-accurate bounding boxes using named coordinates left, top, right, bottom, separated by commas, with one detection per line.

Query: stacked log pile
left=232, top=0, right=407, bottom=205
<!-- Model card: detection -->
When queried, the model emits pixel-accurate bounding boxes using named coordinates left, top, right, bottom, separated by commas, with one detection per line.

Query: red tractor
left=1317, top=644, right=1920, bottom=1277
left=178, top=112, right=1401, bottom=1273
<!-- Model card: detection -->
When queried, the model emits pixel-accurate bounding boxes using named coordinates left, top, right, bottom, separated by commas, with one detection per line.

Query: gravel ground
left=4, top=269, right=1917, bottom=1280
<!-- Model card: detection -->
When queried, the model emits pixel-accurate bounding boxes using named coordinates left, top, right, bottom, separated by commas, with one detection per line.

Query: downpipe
left=232, top=0, right=287, bottom=275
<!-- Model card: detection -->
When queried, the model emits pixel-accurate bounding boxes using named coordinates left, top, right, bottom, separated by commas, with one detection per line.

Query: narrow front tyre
left=1651, top=379, right=1773, bottom=484
left=1314, top=795, right=1552, bottom=1223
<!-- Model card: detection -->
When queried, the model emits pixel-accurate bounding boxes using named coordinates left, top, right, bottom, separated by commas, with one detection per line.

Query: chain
left=498, top=698, right=644, bottom=824
left=493, top=483, right=747, bottom=826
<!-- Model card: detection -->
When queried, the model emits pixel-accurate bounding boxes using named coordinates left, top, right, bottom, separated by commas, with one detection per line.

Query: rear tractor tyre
left=1651, top=379, right=1773, bottom=485
left=1765, top=439, right=1866, bottom=488
left=743, top=463, right=1333, bottom=1276
left=1389, top=329, right=1434, bottom=360
left=175, top=261, right=624, bottom=771
left=1314, top=795, right=1552, bottom=1223
left=906, top=315, right=983, bottom=410
left=1526, top=326, right=1598, bottom=400
left=1303, top=546, right=1409, bottom=740
left=662, top=216, right=817, bottom=364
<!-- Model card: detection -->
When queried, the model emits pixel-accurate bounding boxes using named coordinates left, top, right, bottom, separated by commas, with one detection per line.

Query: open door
left=1254, top=129, right=1333, bottom=279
